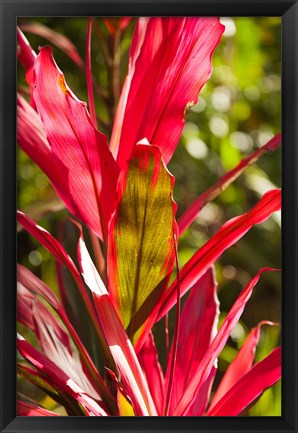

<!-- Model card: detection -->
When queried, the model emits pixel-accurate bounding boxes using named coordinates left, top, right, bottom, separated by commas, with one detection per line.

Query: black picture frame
left=1, top=0, right=297, bottom=432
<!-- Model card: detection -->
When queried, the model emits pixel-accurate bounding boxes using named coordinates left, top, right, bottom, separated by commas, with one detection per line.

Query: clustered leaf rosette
left=17, top=17, right=281, bottom=416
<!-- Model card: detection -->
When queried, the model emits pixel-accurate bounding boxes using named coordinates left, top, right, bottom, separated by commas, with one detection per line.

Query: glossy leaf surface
left=138, top=332, right=165, bottom=415
left=207, top=347, right=281, bottom=416
left=157, top=189, right=281, bottom=321
left=209, top=321, right=276, bottom=410
left=110, top=17, right=224, bottom=167
left=166, top=267, right=219, bottom=414
left=17, top=334, right=108, bottom=416
left=20, top=22, right=84, bottom=68
left=31, top=47, right=119, bottom=240
left=173, top=268, right=277, bottom=415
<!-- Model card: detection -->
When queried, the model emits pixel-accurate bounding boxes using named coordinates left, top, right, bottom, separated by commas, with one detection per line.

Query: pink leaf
left=20, top=22, right=84, bottom=68
left=17, top=334, right=108, bottom=416
left=31, top=298, right=101, bottom=401
left=17, top=93, right=115, bottom=242
left=173, top=268, right=278, bottom=415
left=157, top=189, right=281, bottom=321
left=18, top=263, right=60, bottom=310
left=207, top=347, right=281, bottom=416
left=184, top=367, right=217, bottom=416
left=17, top=264, right=116, bottom=411
left=17, top=93, right=68, bottom=190
left=110, top=17, right=224, bottom=167
left=165, top=267, right=219, bottom=414
left=17, top=212, right=112, bottom=373
left=17, top=282, right=71, bottom=353
left=17, top=211, right=80, bottom=278
left=31, top=47, right=119, bottom=240
left=17, top=400, right=59, bottom=416
left=138, top=332, right=165, bottom=415
left=17, top=27, right=37, bottom=87
left=208, top=320, right=276, bottom=411
left=77, top=233, right=158, bottom=416
left=178, top=133, right=282, bottom=235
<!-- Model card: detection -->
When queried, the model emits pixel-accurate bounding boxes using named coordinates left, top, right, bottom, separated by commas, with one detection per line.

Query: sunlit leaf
left=165, top=267, right=219, bottom=414
left=117, top=392, right=135, bottom=416
left=20, top=22, right=84, bottom=68
left=110, top=17, right=225, bottom=167
left=78, top=234, right=158, bottom=416
left=173, top=268, right=278, bottom=415
left=209, top=320, right=277, bottom=410
left=157, top=189, right=281, bottom=321
left=108, top=144, right=177, bottom=342
left=207, top=347, right=281, bottom=416
left=17, top=400, right=60, bottom=416
left=17, top=334, right=108, bottom=416
left=138, top=332, right=165, bottom=415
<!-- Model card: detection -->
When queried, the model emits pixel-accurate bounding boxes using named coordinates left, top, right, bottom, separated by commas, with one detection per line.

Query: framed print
left=0, top=1, right=297, bottom=433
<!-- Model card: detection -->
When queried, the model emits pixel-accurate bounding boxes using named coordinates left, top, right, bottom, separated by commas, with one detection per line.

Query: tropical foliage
left=17, top=17, right=281, bottom=416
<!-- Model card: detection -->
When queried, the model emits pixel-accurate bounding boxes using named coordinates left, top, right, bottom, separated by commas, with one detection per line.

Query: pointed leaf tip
left=110, top=17, right=225, bottom=166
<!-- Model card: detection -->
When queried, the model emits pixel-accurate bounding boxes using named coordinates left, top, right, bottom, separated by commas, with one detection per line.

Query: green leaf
left=108, top=144, right=177, bottom=342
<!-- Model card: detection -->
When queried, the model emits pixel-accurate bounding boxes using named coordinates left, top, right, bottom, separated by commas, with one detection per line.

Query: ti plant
left=17, top=17, right=281, bottom=416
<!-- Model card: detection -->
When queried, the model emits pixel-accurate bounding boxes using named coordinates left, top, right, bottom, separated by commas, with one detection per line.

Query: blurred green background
left=17, top=17, right=281, bottom=416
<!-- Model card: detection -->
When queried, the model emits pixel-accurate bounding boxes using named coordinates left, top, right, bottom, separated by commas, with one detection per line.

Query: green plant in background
left=17, top=17, right=281, bottom=416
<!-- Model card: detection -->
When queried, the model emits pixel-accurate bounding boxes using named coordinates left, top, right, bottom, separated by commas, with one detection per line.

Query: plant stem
left=165, top=314, right=169, bottom=365
left=112, top=29, right=121, bottom=115
left=164, top=233, right=181, bottom=416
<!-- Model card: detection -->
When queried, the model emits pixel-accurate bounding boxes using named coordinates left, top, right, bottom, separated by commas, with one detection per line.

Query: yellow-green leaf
left=118, top=392, right=135, bottom=416
left=108, top=144, right=177, bottom=342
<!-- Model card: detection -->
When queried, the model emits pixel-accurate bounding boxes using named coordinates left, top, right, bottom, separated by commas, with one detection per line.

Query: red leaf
left=17, top=94, right=68, bottom=190
left=77, top=233, right=158, bottom=416
left=208, top=320, right=276, bottom=411
left=17, top=211, right=80, bottom=278
left=165, top=267, right=219, bottom=414
left=20, top=22, right=84, bottom=68
left=17, top=334, right=108, bottom=416
left=18, top=263, right=60, bottom=310
left=17, top=27, right=37, bottom=87
left=17, top=264, right=115, bottom=411
left=157, top=189, right=281, bottom=321
left=138, top=332, right=165, bottom=415
left=184, top=367, right=217, bottom=416
left=30, top=47, right=119, bottom=240
left=31, top=299, right=101, bottom=401
left=17, top=400, right=59, bottom=416
left=173, top=268, right=278, bottom=415
left=178, top=133, right=282, bottom=235
left=17, top=282, right=71, bottom=353
left=207, top=347, right=281, bottom=416
left=110, top=17, right=224, bottom=167
left=17, top=211, right=112, bottom=373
